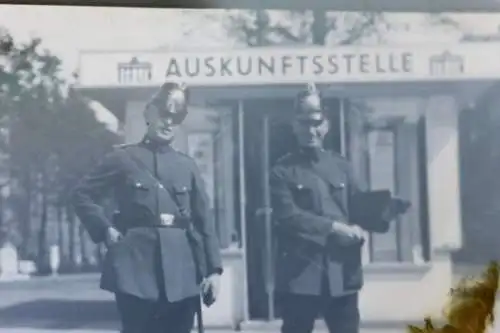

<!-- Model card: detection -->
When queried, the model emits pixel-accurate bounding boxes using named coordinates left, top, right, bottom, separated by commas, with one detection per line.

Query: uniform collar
left=297, top=146, right=325, bottom=162
left=141, top=135, right=174, bottom=153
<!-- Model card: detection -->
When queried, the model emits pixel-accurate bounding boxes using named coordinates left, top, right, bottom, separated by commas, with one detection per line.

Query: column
left=395, top=122, right=423, bottom=263
left=424, top=95, right=463, bottom=252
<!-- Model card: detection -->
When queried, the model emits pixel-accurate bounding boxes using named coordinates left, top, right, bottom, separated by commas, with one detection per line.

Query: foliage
left=224, top=9, right=395, bottom=46
left=0, top=28, right=119, bottom=269
left=408, top=262, right=499, bottom=333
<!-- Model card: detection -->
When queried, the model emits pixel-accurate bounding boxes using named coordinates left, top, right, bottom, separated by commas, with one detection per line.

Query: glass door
left=243, top=99, right=295, bottom=320
left=244, top=98, right=345, bottom=320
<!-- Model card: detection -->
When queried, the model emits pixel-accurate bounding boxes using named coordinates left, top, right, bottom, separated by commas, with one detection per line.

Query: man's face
left=145, top=106, right=180, bottom=143
left=292, top=112, right=329, bottom=148
left=144, top=88, right=187, bottom=143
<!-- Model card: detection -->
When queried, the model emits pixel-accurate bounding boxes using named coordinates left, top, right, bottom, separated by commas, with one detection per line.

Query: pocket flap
left=324, top=173, right=347, bottom=190
left=173, top=183, right=191, bottom=193
left=287, top=180, right=309, bottom=192
left=128, top=179, right=151, bottom=191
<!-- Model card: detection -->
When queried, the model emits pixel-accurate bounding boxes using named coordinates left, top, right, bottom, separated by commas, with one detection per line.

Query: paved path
left=0, top=274, right=119, bottom=333
left=0, top=273, right=499, bottom=333
left=0, top=275, right=242, bottom=333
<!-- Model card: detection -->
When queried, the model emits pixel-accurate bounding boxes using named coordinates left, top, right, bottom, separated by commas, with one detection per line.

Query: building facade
left=75, top=42, right=498, bottom=329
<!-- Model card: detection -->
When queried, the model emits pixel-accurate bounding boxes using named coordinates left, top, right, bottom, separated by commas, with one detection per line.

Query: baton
left=196, top=295, right=204, bottom=333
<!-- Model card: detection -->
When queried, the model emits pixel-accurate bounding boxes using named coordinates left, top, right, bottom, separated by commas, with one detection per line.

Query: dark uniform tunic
left=271, top=148, right=365, bottom=333
left=72, top=138, right=223, bottom=302
left=271, top=147, right=365, bottom=297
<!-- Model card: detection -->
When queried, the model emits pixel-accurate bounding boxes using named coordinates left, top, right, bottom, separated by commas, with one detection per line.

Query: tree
left=54, top=89, right=120, bottom=269
left=2, top=31, right=120, bottom=273
left=223, top=10, right=394, bottom=47
left=5, top=36, right=65, bottom=266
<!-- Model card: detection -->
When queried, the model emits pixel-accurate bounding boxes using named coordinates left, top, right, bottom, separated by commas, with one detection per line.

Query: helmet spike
left=306, top=82, right=317, bottom=95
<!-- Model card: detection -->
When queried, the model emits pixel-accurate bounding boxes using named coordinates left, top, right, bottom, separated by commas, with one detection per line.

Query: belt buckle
left=160, top=214, right=175, bottom=227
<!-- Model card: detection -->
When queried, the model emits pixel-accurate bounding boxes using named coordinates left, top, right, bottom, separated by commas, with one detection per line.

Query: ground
left=0, top=273, right=499, bottom=333
left=0, top=274, right=118, bottom=333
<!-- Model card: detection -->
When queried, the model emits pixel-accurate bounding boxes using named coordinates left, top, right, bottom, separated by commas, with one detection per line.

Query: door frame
left=242, top=97, right=359, bottom=321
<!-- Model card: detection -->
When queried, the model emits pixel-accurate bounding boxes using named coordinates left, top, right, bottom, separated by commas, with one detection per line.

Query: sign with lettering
left=76, top=43, right=497, bottom=88
left=163, top=51, right=414, bottom=79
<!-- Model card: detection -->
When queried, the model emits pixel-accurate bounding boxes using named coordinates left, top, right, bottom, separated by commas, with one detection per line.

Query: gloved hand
left=104, top=226, right=123, bottom=248
left=331, top=221, right=365, bottom=246
left=201, top=273, right=220, bottom=307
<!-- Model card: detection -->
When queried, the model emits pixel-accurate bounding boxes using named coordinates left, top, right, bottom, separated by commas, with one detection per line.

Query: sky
left=1, top=5, right=500, bottom=80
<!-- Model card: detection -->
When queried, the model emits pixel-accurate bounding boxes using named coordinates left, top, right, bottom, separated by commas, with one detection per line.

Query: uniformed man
left=270, top=83, right=408, bottom=333
left=71, top=82, right=222, bottom=333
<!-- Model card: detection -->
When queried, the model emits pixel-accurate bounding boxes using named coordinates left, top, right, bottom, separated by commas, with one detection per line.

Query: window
left=345, top=99, right=429, bottom=264
left=363, top=123, right=428, bottom=264
left=367, top=129, right=400, bottom=261
left=185, top=108, right=237, bottom=250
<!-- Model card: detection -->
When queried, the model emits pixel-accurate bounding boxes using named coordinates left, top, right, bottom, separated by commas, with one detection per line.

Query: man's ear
left=144, top=103, right=158, bottom=125
left=317, top=117, right=330, bottom=139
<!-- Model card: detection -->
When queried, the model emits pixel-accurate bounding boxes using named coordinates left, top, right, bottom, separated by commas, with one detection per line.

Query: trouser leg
left=154, top=296, right=198, bottom=333
left=323, top=293, right=360, bottom=333
left=115, top=293, right=157, bottom=333
left=280, top=293, right=323, bottom=333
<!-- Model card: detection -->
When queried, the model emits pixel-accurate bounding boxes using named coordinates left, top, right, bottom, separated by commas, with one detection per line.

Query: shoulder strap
left=120, top=147, right=181, bottom=208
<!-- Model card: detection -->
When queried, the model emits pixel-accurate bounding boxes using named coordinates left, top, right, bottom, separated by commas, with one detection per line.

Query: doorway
left=243, top=98, right=344, bottom=320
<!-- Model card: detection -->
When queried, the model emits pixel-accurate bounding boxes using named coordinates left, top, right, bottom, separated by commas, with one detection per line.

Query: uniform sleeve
left=190, top=162, right=223, bottom=276
left=71, top=149, right=123, bottom=244
left=270, top=167, right=333, bottom=247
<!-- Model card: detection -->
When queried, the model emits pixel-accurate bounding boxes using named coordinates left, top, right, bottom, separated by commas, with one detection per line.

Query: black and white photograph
left=0, top=2, right=500, bottom=333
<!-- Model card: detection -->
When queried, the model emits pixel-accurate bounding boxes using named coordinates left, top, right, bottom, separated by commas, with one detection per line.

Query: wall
left=359, top=96, right=462, bottom=260
left=454, top=84, right=500, bottom=264
left=355, top=97, right=426, bottom=263
left=423, top=96, right=462, bottom=253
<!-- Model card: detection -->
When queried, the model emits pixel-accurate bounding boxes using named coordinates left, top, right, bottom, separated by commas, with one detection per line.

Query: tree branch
left=268, top=24, right=303, bottom=43
left=338, top=14, right=378, bottom=45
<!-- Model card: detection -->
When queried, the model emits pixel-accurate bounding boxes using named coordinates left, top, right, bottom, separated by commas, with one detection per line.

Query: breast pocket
left=173, top=183, right=192, bottom=218
left=287, top=181, right=316, bottom=211
left=325, top=174, right=349, bottom=212
left=328, top=177, right=347, bottom=195
left=125, top=178, right=153, bottom=205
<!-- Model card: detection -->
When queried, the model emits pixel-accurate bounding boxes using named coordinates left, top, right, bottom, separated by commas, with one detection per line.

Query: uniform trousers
left=280, top=292, right=360, bottom=333
left=115, top=292, right=198, bottom=333
left=280, top=270, right=360, bottom=333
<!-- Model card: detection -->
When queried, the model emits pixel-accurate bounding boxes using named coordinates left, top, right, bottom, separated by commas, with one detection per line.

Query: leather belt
left=128, top=224, right=188, bottom=231
left=128, top=218, right=190, bottom=230
left=113, top=211, right=191, bottom=231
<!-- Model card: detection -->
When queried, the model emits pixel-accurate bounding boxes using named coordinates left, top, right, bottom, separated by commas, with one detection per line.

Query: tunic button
left=158, top=184, right=164, bottom=189
left=297, top=184, right=304, bottom=190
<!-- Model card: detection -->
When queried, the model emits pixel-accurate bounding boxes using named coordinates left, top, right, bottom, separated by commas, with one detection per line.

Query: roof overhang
left=76, top=80, right=495, bottom=110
